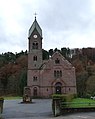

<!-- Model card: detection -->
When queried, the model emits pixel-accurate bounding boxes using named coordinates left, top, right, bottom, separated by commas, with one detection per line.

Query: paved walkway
left=2, top=99, right=53, bottom=119
left=1, top=99, right=95, bottom=119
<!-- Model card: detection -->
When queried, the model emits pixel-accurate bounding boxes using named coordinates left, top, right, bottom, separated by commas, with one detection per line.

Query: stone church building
left=26, top=17, right=77, bottom=98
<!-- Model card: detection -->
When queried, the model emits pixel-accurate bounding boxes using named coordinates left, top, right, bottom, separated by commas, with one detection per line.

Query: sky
left=0, top=0, right=95, bottom=53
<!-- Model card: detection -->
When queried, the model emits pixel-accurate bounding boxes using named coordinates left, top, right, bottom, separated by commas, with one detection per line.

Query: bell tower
left=28, top=16, right=43, bottom=69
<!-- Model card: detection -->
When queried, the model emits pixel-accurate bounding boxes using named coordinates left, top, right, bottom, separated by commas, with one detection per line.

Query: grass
left=72, top=98, right=95, bottom=103
left=3, top=96, right=22, bottom=100
left=69, top=98, right=95, bottom=108
left=61, top=98, right=95, bottom=108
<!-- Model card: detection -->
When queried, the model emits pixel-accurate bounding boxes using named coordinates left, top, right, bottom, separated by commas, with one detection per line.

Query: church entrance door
left=33, top=87, right=37, bottom=96
left=55, top=82, right=62, bottom=94
left=56, top=86, right=61, bottom=94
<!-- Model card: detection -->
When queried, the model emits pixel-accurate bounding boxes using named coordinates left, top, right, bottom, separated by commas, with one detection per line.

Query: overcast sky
left=0, top=0, right=95, bottom=53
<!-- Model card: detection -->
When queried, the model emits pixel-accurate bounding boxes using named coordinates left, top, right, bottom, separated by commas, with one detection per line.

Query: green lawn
left=61, top=98, right=95, bottom=108
left=69, top=98, right=95, bottom=108
left=3, top=96, right=22, bottom=100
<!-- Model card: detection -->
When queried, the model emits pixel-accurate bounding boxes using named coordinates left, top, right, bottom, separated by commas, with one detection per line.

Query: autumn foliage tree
left=0, top=48, right=95, bottom=96
left=0, top=63, right=21, bottom=93
left=0, top=51, right=27, bottom=95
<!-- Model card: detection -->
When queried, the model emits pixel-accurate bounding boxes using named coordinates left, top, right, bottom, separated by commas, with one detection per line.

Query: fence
left=60, top=101, right=95, bottom=114
left=61, top=102, right=95, bottom=108
left=52, top=99, right=95, bottom=116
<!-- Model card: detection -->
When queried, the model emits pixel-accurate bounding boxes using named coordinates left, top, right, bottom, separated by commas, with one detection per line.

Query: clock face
left=33, top=34, right=37, bottom=38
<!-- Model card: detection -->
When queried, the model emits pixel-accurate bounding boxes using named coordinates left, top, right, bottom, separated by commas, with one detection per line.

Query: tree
left=19, top=69, right=27, bottom=95
left=42, top=49, right=49, bottom=60
left=0, top=64, right=13, bottom=92
left=72, top=59, right=84, bottom=74
left=61, top=47, right=67, bottom=58
left=86, top=75, right=95, bottom=96
left=86, top=65, right=95, bottom=76
left=16, top=55, right=27, bottom=68
left=49, top=49, right=54, bottom=56
left=0, top=62, right=21, bottom=93
left=3, top=52, right=16, bottom=63
left=0, top=55, right=6, bottom=67
left=76, top=71, right=88, bottom=97
left=67, top=48, right=70, bottom=57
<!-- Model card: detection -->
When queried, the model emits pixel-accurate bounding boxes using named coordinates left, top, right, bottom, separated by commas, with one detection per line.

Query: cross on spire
left=34, top=12, right=37, bottom=19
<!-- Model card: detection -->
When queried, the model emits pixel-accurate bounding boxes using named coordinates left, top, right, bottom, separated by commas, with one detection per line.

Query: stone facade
left=26, top=17, right=77, bottom=98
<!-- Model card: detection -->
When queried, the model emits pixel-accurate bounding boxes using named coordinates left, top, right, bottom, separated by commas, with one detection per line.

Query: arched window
left=54, top=70, right=62, bottom=78
left=32, top=42, right=38, bottom=49
left=57, top=71, right=60, bottom=78
left=55, top=58, right=60, bottom=64
left=33, top=76, right=37, bottom=81
left=35, top=43, right=38, bottom=49
left=33, top=56, right=37, bottom=61
left=60, top=70, right=62, bottom=77
left=54, top=70, right=56, bottom=77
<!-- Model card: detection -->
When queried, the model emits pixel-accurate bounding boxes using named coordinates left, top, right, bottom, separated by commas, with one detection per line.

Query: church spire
left=28, top=15, right=42, bottom=39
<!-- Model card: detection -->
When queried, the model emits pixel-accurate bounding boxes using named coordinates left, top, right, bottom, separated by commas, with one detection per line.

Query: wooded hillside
left=0, top=47, right=95, bottom=97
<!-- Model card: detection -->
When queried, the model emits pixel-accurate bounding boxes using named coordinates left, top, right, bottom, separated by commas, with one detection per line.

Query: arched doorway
left=33, top=87, right=37, bottom=96
left=55, top=82, right=62, bottom=94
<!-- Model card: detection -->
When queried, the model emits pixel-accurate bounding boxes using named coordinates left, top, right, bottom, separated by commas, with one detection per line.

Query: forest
left=0, top=47, right=95, bottom=98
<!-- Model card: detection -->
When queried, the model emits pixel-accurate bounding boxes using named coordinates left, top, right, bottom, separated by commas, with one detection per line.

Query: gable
left=51, top=51, right=73, bottom=69
left=40, top=51, right=74, bottom=70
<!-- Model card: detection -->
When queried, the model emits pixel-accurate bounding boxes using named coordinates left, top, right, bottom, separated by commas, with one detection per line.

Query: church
left=26, top=17, right=77, bottom=98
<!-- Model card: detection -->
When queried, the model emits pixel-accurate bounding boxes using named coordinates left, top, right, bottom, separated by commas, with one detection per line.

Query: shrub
left=52, top=94, right=76, bottom=102
left=0, top=97, right=4, bottom=101
left=52, top=94, right=76, bottom=111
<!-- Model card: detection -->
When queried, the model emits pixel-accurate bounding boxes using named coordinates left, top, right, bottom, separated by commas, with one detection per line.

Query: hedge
left=52, top=94, right=77, bottom=115
left=52, top=94, right=76, bottom=102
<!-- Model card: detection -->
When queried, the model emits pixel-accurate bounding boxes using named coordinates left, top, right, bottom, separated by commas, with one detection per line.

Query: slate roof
left=28, top=17, right=42, bottom=38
